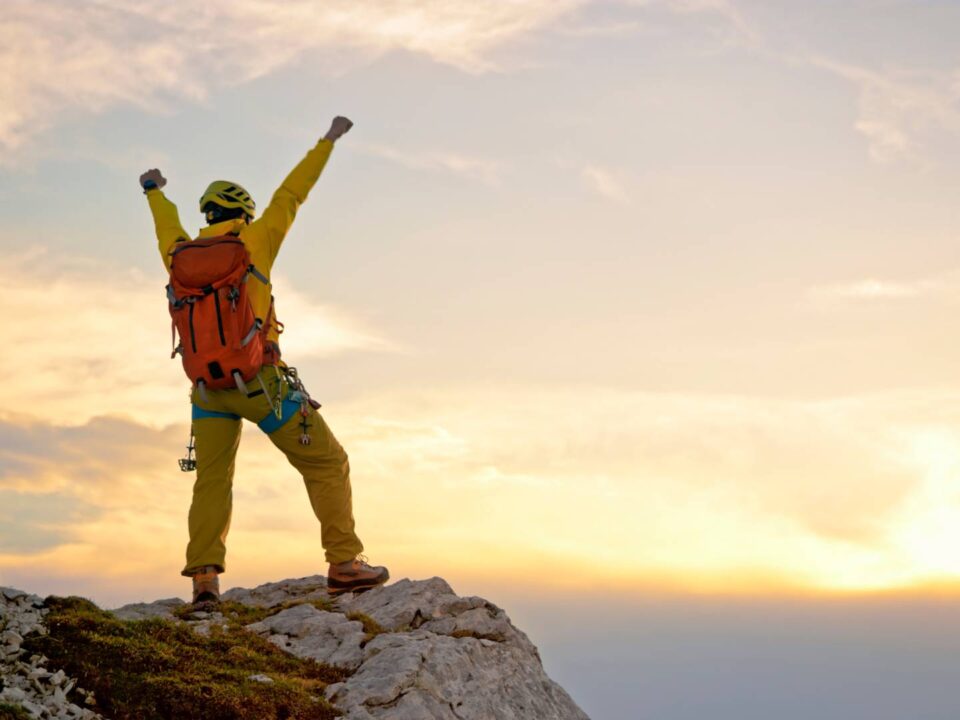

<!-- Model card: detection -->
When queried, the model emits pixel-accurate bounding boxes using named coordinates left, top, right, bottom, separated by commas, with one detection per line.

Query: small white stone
left=247, top=673, right=274, bottom=684
left=2, top=629, right=24, bottom=646
left=20, top=698, right=43, bottom=716
left=1, top=685, right=27, bottom=701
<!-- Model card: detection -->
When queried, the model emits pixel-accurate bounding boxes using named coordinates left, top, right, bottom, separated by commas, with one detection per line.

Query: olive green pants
left=181, top=368, right=363, bottom=576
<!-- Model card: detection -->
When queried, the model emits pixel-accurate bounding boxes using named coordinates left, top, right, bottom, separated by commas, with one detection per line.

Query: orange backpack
left=166, top=236, right=277, bottom=394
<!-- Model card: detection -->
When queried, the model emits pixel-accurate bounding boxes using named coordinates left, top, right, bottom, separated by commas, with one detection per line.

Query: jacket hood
left=198, top=218, right=247, bottom=238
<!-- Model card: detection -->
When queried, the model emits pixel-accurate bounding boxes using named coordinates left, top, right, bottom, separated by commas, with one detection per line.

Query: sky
left=4, top=1, right=960, bottom=717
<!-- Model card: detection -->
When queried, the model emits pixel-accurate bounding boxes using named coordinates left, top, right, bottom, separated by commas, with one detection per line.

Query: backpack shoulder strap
left=248, top=264, right=269, bottom=285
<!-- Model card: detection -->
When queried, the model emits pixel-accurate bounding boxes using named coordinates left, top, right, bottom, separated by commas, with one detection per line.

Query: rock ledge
left=1, top=577, right=589, bottom=720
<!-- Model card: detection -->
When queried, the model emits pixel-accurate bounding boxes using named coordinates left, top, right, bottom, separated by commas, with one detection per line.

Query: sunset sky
left=4, top=1, right=960, bottom=717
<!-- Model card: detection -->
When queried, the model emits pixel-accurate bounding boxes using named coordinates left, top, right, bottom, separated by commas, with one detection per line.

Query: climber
left=139, top=116, right=388, bottom=606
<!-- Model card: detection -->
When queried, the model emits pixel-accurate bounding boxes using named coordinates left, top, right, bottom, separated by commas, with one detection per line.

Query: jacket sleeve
left=146, top=189, right=191, bottom=271
left=248, top=138, right=334, bottom=263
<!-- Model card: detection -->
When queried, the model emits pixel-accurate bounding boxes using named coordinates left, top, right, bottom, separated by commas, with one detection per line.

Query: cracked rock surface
left=230, top=575, right=590, bottom=720
left=247, top=603, right=367, bottom=670
left=326, top=629, right=588, bottom=720
left=5, top=576, right=589, bottom=720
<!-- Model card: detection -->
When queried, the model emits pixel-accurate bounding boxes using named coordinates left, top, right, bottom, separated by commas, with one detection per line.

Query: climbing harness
left=181, top=366, right=322, bottom=469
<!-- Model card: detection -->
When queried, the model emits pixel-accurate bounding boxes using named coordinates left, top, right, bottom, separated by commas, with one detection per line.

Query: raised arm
left=140, top=168, right=190, bottom=271
left=251, top=116, right=353, bottom=262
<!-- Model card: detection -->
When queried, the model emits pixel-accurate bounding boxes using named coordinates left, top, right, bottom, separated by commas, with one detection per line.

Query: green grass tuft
left=23, top=596, right=347, bottom=720
left=344, top=612, right=386, bottom=644
left=0, top=703, right=32, bottom=720
left=175, top=598, right=337, bottom=626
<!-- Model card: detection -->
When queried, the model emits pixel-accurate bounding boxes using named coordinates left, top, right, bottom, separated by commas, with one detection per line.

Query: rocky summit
left=1, top=577, right=590, bottom=720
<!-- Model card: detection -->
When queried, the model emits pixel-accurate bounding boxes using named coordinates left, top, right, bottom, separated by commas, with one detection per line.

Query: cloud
left=354, top=143, right=503, bottom=185
left=581, top=164, right=631, bottom=203
left=0, top=490, right=100, bottom=554
left=0, top=415, right=183, bottom=495
left=0, top=0, right=760, bottom=163
left=808, top=277, right=944, bottom=302
left=4, top=384, right=960, bottom=599
left=663, top=0, right=758, bottom=44
left=620, top=0, right=759, bottom=46
left=809, top=57, right=960, bottom=165
left=328, top=386, right=960, bottom=591
left=0, top=0, right=581, bottom=160
left=0, top=249, right=392, bottom=427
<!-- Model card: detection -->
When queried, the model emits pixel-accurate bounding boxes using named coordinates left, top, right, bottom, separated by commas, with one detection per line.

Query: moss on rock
left=344, top=612, right=386, bottom=644
left=174, top=598, right=336, bottom=626
left=0, top=703, right=32, bottom=720
left=22, top=596, right=346, bottom=720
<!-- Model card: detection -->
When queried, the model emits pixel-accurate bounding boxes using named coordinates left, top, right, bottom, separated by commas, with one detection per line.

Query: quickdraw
left=283, top=366, right=321, bottom=445
left=257, top=365, right=285, bottom=421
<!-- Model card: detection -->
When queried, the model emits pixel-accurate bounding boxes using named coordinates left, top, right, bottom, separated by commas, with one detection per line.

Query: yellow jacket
left=147, top=138, right=334, bottom=348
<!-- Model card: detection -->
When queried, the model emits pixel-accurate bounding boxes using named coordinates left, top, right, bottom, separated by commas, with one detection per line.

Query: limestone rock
left=221, top=575, right=330, bottom=608
left=110, top=597, right=185, bottom=621
left=2, top=577, right=590, bottom=720
left=246, top=603, right=366, bottom=669
left=232, top=576, right=589, bottom=719
left=337, top=577, right=538, bottom=655
left=326, top=629, right=590, bottom=720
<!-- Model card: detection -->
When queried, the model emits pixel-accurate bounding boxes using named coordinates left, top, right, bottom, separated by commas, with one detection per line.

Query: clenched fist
left=323, top=116, right=354, bottom=142
left=139, top=168, right=167, bottom=191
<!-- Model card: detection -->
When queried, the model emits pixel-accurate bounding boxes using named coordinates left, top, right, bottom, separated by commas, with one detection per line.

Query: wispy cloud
left=0, top=0, right=582, bottom=160
left=620, top=0, right=760, bottom=46
left=809, top=57, right=960, bottom=165
left=809, top=277, right=943, bottom=301
left=0, top=0, right=760, bottom=162
left=581, top=164, right=631, bottom=203
left=354, top=143, right=503, bottom=185
left=664, top=0, right=759, bottom=44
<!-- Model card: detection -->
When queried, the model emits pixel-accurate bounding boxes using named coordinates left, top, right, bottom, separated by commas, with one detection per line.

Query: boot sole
left=328, top=583, right=380, bottom=597
left=327, top=573, right=389, bottom=596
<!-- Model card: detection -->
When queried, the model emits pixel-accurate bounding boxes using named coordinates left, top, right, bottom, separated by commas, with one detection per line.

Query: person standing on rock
left=139, top=116, right=388, bottom=605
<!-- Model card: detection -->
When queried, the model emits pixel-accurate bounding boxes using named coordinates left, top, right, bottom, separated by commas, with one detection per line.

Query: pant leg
left=182, top=416, right=242, bottom=576
left=268, top=406, right=364, bottom=564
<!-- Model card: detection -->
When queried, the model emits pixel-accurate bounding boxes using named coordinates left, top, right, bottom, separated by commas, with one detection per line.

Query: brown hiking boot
left=190, top=566, right=221, bottom=606
left=327, top=555, right=389, bottom=595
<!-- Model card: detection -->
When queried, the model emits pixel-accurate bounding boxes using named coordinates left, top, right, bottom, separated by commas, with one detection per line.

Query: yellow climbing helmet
left=199, top=180, right=256, bottom=218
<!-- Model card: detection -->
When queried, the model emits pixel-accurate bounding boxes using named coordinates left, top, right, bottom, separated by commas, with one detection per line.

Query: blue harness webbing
left=191, top=394, right=299, bottom=434
left=191, top=406, right=240, bottom=421
left=256, top=395, right=300, bottom=434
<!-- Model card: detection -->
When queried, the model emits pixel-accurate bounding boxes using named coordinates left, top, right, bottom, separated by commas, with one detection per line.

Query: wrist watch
left=142, top=179, right=158, bottom=193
